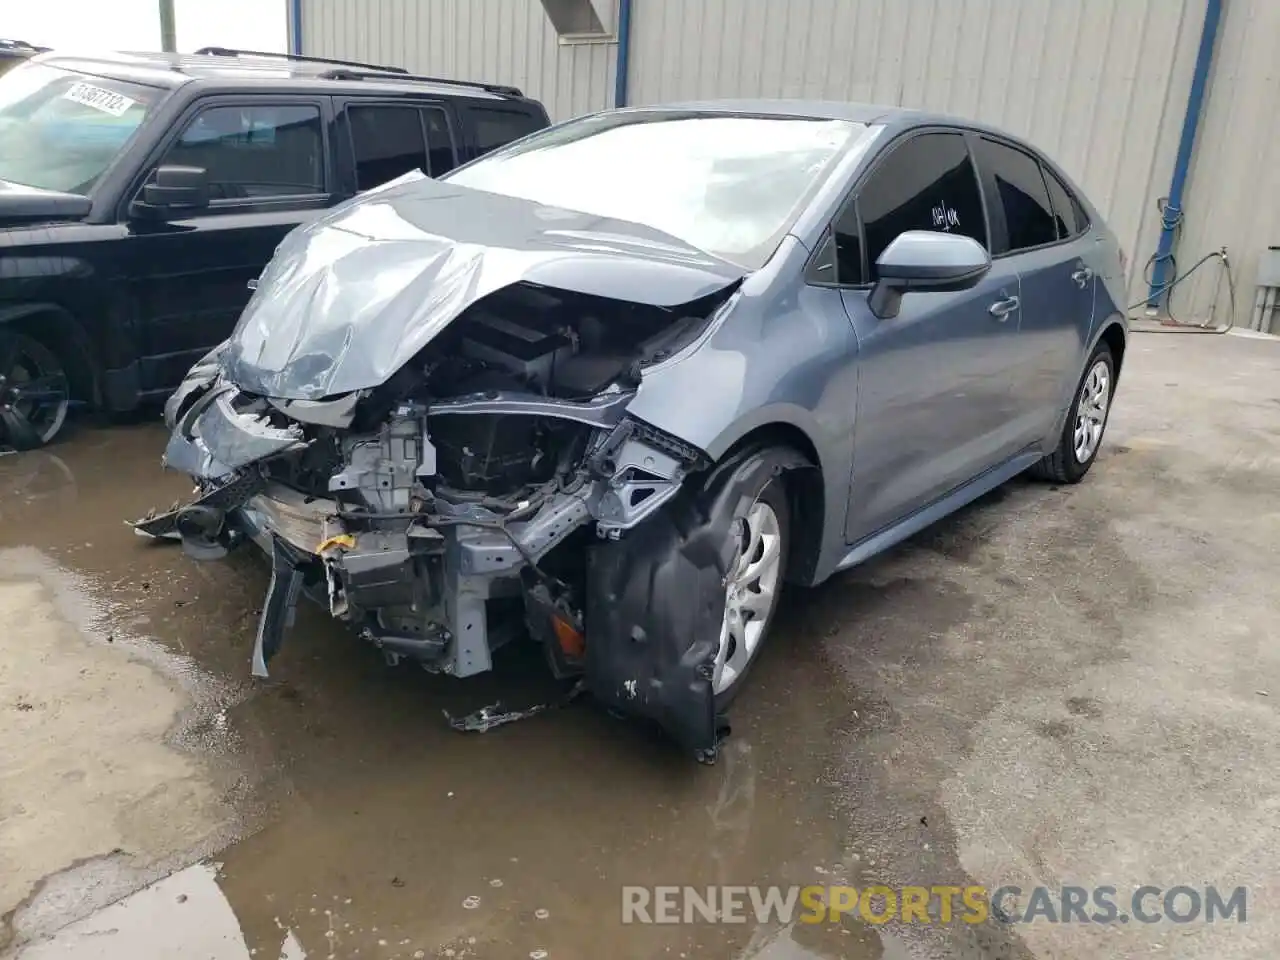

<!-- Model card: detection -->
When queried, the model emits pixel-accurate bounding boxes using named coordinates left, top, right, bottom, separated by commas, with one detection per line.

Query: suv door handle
left=1071, top=266, right=1093, bottom=288
left=989, top=295, right=1020, bottom=320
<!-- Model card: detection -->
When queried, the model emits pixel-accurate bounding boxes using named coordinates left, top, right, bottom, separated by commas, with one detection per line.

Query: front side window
left=0, top=62, right=160, bottom=193
left=837, top=131, right=988, bottom=284
left=445, top=111, right=873, bottom=270
left=161, top=103, right=323, bottom=201
left=974, top=138, right=1057, bottom=253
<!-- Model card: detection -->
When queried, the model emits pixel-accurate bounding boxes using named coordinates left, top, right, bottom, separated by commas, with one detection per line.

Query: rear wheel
left=0, top=329, right=71, bottom=450
left=712, top=469, right=790, bottom=708
left=1030, top=342, right=1114, bottom=484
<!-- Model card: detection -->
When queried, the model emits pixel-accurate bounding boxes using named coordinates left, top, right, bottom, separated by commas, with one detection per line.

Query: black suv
left=0, top=48, right=550, bottom=448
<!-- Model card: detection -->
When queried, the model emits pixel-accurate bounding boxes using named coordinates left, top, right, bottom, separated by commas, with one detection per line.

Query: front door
left=120, top=99, right=334, bottom=395
left=834, top=130, right=1026, bottom=543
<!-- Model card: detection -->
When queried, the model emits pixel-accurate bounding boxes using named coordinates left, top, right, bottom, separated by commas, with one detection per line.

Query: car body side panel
left=623, top=237, right=860, bottom=587
left=1003, top=235, right=1096, bottom=450
left=839, top=262, right=1025, bottom=544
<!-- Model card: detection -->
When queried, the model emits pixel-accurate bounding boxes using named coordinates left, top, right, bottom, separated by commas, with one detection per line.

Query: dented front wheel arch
left=582, top=445, right=810, bottom=762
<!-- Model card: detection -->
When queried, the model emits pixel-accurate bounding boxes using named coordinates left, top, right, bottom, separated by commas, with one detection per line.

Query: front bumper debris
left=138, top=366, right=771, bottom=760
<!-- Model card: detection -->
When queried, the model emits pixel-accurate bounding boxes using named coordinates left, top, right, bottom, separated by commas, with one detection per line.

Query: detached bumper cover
left=584, top=448, right=805, bottom=762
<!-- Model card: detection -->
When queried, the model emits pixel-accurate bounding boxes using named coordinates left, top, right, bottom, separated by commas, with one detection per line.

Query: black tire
left=712, top=463, right=791, bottom=710
left=0, top=329, right=71, bottom=450
left=1029, top=342, right=1115, bottom=484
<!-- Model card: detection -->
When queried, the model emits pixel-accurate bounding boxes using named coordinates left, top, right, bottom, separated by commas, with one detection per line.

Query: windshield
left=0, top=62, right=160, bottom=194
left=444, top=111, right=871, bottom=270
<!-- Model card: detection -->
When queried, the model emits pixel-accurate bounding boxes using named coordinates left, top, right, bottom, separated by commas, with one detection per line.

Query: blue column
left=614, top=0, right=633, bottom=108
left=1146, top=0, right=1223, bottom=310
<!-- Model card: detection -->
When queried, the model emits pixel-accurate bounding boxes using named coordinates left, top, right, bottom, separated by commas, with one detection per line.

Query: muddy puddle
left=0, top=423, right=887, bottom=959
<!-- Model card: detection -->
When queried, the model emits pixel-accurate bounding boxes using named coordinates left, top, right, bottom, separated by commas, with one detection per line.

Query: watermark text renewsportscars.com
left=621, top=884, right=1248, bottom=926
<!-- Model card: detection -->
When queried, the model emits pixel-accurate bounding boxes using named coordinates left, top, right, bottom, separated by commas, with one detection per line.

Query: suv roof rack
left=317, top=67, right=523, bottom=98
left=193, top=47, right=408, bottom=75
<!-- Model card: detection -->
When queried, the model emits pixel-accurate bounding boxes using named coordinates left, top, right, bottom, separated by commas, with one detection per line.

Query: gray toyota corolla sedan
left=138, top=101, right=1127, bottom=761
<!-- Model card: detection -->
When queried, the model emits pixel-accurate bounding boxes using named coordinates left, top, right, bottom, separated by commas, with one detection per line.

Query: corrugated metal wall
left=1164, top=0, right=1280, bottom=325
left=627, top=0, right=1211, bottom=314
left=299, top=0, right=615, bottom=121
left=301, top=0, right=1280, bottom=326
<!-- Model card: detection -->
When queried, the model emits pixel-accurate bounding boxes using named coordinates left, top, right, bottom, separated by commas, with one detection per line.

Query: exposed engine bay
left=137, top=280, right=739, bottom=757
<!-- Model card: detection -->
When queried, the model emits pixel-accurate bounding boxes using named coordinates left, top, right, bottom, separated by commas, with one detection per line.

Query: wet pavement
left=2, top=331, right=1279, bottom=959
left=0, top=422, right=888, bottom=960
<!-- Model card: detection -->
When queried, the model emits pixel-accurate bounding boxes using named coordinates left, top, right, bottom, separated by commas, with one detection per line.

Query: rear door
left=971, top=136, right=1095, bottom=446
left=121, top=97, right=333, bottom=394
left=834, top=130, right=1026, bottom=544
left=335, top=98, right=461, bottom=192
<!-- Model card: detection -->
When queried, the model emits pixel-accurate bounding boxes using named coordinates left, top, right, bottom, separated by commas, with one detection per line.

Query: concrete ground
left=0, top=330, right=1276, bottom=959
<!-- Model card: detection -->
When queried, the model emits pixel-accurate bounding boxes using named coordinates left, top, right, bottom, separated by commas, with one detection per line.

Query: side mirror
left=868, top=230, right=992, bottom=319
left=131, top=165, right=209, bottom=220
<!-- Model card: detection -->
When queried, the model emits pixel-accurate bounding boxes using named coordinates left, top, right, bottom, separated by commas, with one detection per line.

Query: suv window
left=974, top=138, right=1057, bottom=253
left=161, top=103, right=323, bottom=201
left=1043, top=166, right=1088, bottom=239
left=349, top=103, right=455, bottom=189
left=466, top=106, right=543, bottom=155
left=833, top=131, right=987, bottom=285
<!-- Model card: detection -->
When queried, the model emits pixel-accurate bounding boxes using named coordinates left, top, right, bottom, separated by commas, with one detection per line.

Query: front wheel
left=0, top=329, right=71, bottom=451
left=713, top=470, right=790, bottom=708
left=1030, top=342, right=1115, bottom=484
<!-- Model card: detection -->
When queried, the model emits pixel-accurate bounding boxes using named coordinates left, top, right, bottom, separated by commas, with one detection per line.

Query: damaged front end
left=136, top=274, right=751, bottom=758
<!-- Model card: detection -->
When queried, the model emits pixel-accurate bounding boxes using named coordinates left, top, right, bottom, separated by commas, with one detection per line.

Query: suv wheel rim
left=0, top=341, right=69, bottom=450
left=713, top=499, right=782, bottom=696
left=1073, top=359, right=1111, bottom=463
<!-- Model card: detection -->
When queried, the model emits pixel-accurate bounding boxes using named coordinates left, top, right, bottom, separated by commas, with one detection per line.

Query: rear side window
left=348, top=103, right=456, bottom=189
left=1043, top=167, right=1088, bottom=239
left=163, top=103, right=323, bottom=200
left=837, top=131, right=987, bottom=285
left=974, top=138, right=1057, bottom=253
left=467, top=106, right=544, bottom=155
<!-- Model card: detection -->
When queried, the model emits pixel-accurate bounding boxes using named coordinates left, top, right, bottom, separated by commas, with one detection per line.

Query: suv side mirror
left=868, top=230, right=992, bottom=319
left=131, top=165, right=210, bottom=220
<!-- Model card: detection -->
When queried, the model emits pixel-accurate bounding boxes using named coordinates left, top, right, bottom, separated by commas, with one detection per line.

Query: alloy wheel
left=1072, top=359, right=1111, bottom=463
left=0, top=336, right=70, bottom=450
left=712, top=498, right=783, bottom=696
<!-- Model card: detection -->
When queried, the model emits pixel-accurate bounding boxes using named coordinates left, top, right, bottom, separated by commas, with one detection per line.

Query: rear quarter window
left=465, top=105, right=545, bottom=156
left=1043, top=167, right=1089, bottom=238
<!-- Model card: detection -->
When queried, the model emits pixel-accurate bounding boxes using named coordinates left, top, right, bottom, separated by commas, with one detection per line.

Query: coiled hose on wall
left=1127, top=197, right=1236, bottom=334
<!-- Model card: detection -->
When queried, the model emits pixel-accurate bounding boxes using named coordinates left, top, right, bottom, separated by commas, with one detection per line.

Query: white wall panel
left=302, top=0, right=1277, bottom=326
left=301, top=0, right=614, bottom=121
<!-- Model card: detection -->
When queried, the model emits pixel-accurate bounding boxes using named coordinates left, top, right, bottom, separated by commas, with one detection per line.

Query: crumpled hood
left=222, top=172, right=746, bottom=400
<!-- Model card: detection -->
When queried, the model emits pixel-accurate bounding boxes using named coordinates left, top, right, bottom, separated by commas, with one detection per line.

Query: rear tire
left=0, top=329, right=71, bottom=450
left=1030, top=342, right=1114, bottom=484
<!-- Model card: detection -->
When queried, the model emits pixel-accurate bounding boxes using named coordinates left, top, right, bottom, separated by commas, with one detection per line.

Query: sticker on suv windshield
left=62, top=81, right=137, bottom=117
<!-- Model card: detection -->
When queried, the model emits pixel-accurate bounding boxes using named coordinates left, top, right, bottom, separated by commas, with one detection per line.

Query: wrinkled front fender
left=584, top=447, right=806, bottom=762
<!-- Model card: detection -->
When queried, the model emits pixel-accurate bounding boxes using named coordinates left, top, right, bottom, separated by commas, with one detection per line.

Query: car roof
left=622, top=98, right=1053, bottom=160
left=642, top=99, right=912, bottom=124
left=24, top=49, right=532, bottom=104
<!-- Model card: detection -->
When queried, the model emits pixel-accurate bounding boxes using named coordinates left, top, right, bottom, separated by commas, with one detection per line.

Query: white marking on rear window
left=61, top=81, right=137, bottom=117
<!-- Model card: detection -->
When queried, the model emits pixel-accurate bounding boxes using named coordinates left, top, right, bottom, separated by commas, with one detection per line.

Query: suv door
left=971, top=136, right=1095, bottom=446
left=121, top=97, right=333, bottom=394
left=831, top=130, right=1025, bottom=544
left=338, top=99, right=460, bottom=192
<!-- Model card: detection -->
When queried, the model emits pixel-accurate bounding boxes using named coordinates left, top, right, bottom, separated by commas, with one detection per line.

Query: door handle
left=989, top=295, right=1020, bottom=320
left=1071, top=266, right=1093, bottom=288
